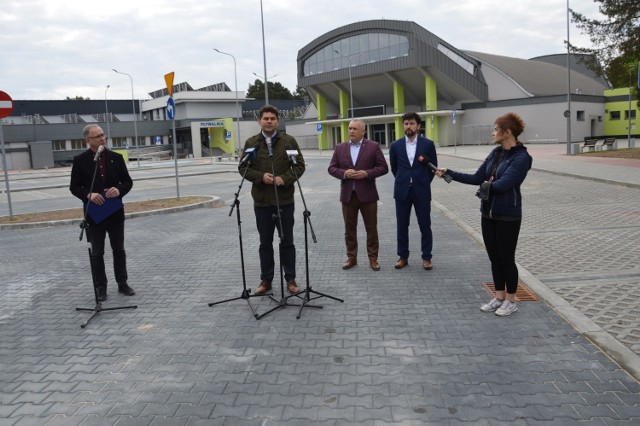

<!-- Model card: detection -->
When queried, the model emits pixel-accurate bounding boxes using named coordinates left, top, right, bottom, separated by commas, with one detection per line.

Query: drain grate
left=481, top=282, right=539, bottom=301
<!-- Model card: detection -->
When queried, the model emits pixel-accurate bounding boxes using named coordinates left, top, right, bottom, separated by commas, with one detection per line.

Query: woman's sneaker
left=495, top=300, right=518, bottom=316
left=480, top=297, right=503, bottom=312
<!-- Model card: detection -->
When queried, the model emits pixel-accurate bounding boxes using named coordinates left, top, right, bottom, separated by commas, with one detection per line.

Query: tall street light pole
left=260, top=0, right=269, bottom=105
left=104, top=85, right=111, bottom=148
left=565, top=0, right=572, bottom=155
left=214, top=48, right=242, bottom=156
left=334, top=50, right=362, bottom=118
left=113, top=69, right=140, bottom=167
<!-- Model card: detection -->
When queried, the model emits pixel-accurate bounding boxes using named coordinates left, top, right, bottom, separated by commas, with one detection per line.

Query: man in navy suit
left=70, top=124, right=134, bottom=301
left=389, top=112, right=437, bottom=270
left=328, top=119, right=389, bottom=271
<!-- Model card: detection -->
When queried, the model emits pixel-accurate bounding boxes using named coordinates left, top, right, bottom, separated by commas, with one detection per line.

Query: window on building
left=577, top=110, right=585, bottom=121
left=625, top=110, right=637, bottom=120
left=610, top=111, right=621, bottom=120
left=436, top=44, right=476, bottom=75
left=71, top=139, right=85, bottom=150
left=52, top=140, right=66, bottom=151
left=303, top=32, right=410, bottom=77
left=111, top=137, right=127, bottom=148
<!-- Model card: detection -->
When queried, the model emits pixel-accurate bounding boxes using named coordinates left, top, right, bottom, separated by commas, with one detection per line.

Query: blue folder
left=87, top=192, right=124, bottom=224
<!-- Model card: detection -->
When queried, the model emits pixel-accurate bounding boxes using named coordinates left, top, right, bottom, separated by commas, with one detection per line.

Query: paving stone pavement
left=1, top=152, right=639, bottom=425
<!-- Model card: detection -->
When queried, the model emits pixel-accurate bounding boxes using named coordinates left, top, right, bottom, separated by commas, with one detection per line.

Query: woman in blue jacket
left=435, top=113, right=532, bottom=316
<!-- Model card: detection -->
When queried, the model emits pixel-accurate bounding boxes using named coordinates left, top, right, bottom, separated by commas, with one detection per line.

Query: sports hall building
left=294, top=19, right=637, bottom=151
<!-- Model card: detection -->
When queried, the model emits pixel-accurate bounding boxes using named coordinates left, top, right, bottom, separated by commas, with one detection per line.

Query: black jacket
left=69, top=148, right=133, bottom=219
left=447, top=144, right=532, bottom=219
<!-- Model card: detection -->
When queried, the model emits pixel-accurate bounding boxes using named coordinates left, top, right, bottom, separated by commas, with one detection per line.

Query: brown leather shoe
left=255, top=281, right=272, bottom=295
left=423, top=260, right=433, bottom=270
left=287, top=280, right=300, bottom=294
left=395, top=258, right=408, bottom=269
left=370, top=260, right=380, bottom=271
left=342, top=258, right=357, bottom=270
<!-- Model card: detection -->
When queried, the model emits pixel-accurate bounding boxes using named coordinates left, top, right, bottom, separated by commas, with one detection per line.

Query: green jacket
left=238, top=131, right=306, bottom=208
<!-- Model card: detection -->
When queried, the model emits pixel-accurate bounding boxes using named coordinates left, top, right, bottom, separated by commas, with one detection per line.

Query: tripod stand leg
left=208, top=290, right=272, bottom=319
left=76, top=248, right=137, bottom=328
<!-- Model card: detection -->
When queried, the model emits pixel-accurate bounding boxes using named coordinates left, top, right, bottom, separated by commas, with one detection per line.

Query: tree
left=66, top=96, right=91, bottom=100
left=570, top=0, right=639, bottom=89
left=293, top=86, right=309, bottom=101
left=246, top=79, right=296, bottom=100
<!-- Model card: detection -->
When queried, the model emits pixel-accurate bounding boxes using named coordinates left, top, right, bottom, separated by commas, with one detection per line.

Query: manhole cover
left=482, top=281, right=538, bottom=301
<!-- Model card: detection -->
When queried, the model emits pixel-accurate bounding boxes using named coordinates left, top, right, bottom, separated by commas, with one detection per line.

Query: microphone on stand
left=239, top=147, right=257, bottom=165
left=93, top=145, right=105, bottom=162
left=265, top=136, right=273, bottom=158
left=285, top=145, right=298, bottom=165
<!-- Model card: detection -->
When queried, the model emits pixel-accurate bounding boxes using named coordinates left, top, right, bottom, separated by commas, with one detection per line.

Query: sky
left=1, top=0, right=604, bottom=101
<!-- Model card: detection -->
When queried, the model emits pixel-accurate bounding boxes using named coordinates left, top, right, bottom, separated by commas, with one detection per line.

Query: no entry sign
left=0, top=91, right=13, bottom=118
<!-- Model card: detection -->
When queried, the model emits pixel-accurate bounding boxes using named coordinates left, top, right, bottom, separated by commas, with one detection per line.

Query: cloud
left=0, top=0, right=603, bottom=100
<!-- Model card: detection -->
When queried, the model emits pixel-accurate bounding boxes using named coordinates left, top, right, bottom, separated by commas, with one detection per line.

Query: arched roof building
left=296, top=19, right=613, bottom=149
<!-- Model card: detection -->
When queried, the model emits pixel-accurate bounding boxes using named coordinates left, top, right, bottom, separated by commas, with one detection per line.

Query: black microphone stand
left=75, top=148, right=137, bottom=328
left=256, top=140, right=312, bottom=319
left=208, top=158, right=271, bottom=318
left=287, top=154, right=343, bottom=319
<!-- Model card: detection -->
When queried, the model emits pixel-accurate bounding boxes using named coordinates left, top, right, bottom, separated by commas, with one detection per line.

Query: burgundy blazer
left=327, top=139, right=389, bottom=203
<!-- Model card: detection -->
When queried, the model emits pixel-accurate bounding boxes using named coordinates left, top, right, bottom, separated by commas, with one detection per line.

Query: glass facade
left=303, top=33, right=409, bottom=76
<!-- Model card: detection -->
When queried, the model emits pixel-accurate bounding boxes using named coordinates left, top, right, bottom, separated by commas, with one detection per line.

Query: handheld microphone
left=422, top=155, right=452, bottom=183
left=285, top=145, right=298, bottom=165
left=93, top=145, right=105, bottom=162
left=239, top=147, right=256, bottom=165
left=265, top=136, right=273, bottom=158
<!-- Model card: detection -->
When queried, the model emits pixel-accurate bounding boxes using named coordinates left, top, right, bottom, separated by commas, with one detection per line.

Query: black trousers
left=254, top=204, right=296, bottom=283
left=87, top=212, right=128, bottom=289
left=481, top=216, right=521, bottom=294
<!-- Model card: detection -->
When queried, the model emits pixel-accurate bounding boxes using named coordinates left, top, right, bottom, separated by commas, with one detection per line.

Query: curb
left=0, top=196, right=224, bottom=230
left=433, top=199, right=640, bottom=382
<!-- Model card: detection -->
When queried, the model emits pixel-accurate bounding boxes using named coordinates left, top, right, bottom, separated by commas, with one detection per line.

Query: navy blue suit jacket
left=389, top=136, right=437, bottom=201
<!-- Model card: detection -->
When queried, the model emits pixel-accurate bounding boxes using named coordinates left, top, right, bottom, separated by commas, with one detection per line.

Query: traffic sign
left=164, top=72, right=175, bottom=97
left=0, top=91, right=14, bottom=119
left=225, top=130, right=231, bottom=141
left=317, top=123, right=323, bottom=133
left=167, top=97, right=175, bottom=120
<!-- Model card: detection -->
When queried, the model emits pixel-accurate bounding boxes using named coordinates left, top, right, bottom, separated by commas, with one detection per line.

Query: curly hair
left=495, top=112, right=525, bottom=138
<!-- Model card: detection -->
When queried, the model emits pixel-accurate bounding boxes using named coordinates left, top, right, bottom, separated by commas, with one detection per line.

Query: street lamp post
left=104, top=85, right=111, bottom=148
left=214, top=48, right=242, bottom=156
left=259, top=0, right=269, bottom=105
left=565, top=0, right=572, bottom=155
left=334, top=50, right=362, bottom=118
left=112, top=69, right=140, bottom=167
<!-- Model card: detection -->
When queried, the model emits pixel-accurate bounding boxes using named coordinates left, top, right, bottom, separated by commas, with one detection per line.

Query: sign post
left=165, top=73, right=180, bottom=199
left=452, top=109, right=457, bottom=154
left=0, top=90, right=14, bottom=219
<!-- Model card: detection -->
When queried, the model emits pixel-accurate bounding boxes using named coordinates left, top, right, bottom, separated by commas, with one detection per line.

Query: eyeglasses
left=89, top=133, right=105, bottom=139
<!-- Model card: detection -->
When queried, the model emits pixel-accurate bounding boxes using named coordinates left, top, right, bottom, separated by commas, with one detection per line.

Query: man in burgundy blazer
left=328, top=119, right=389, bottom=271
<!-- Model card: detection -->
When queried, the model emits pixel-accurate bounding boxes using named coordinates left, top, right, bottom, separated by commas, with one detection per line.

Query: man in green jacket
left=238, top=105, right=306, bottom=296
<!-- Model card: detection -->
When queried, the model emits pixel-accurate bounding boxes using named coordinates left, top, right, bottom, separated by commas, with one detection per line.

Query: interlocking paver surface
left=1, top=151, right=639, bottom=424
